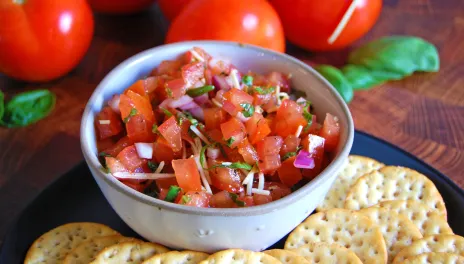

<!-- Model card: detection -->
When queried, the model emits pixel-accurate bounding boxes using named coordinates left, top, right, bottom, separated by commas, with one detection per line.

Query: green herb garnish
left=210, top=162, right=252, bottom=170
left=253, top=86, right=275, bottom=95
left=226, top=137, right=235, bottom=147
left=181, top=195, right=192, bottom=204
left=229, top=192, right=245, bottom=207
left=148, top=161, right=159, bottom=172
left=240, top=103, right=254, bottom=118
left=186, top=85, right=215, bottom=97
left=123, top=108, right=137, bottom=123
left=160, top=107, right=172, bottom=117
left=165, top=186, right=181, bottom=202
left=242, top=75, right=253, bottom=86
left=99, top=152, right=111, bottom=157
left=282, top=152, right=297, bottom=161
left=200, top=145, right=207, bottom=169
left=165, top=87, right=173, bottom=98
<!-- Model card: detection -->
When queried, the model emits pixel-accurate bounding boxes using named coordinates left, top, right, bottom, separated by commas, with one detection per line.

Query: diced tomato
left=238, top=138, right=259, bottom=164
left=184, top=47, right=212, bottom=64
left=277, top=156, right=303, bottom=187
left=155, top=60, right=182, bottom=76
left=204, top=69, right=213, bottom=85
left=119, top=94, right=155, bottom=142
left=261, top=96, right=279, bottom=112
left=266, top=71, right=291, bottom=93
left=253, top=92, right=272, bottom=105
left=237, top=196, right=254, bottom=207
left=253, top=193, right=273, bottom=205
left=179, top=119, right=194, bottom=144
left=245, top=112, right=271, bottom=144
left=280, top=135, right=301, bottom=155
left=181, top=61, right=205, bottom=86
left=125, top=80, right=147, bottom=98
left=122, top=180, right=146, bottom=192
left=125, top=90, right=156, bottom=124
left=222, top=100, right=239, bottom=116
left=105, top=157, right=128, bottom=173
left=103, top=136, right=132, bottom=157
left=205, top=129, right=224, bottom=144
left=165, top=78, right=187, bottom=99
left=265, top=182, right=292, bottom=201
left=220, top=117, right=246, bottom=148
left=95, top=106, right=123, bottom=140
left=158, top=188, right=169, bottom=200
left=125, top=114, right=155, bottom=142
left=258, top=154, right=281, bottom=174
left=158, top=116, right=182, bottom=152
left=204, top=108, right=227, bottom=131
left=301, top=134, right=326, bottom=179
left=155, top=177, right=179, bottom=190
left=222, top=145, right=244, bottom=162
left=116, top=145, right=146, bottom=172
left=209, top=190, right=236, bottom=208
left=319, top=113, right=340, bottom=152
left=172, top=158, right=202, bottom=192
left=210, top=166, right=244, bottom=193
left=177, top=191, right=211, bottom=207
left=153, top=136, right=176, bottom=163
left=256, top=136, right=283, bottom=157
left=223, top=88, right=254, bottom=110
left=274, top=99, right=307, bottom=138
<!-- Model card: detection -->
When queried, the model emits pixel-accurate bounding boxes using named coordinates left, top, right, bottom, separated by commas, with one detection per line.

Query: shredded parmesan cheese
left=194, top=156, right=212, bottom=194
left=328, top=0, right=360, bottom=44
left=221, top=162, right=232, bottom=166
left=190, top=125, right=211, bottom=145
left=155, top=161, right=165, bottom=174
left=230, top=69, right=241, bottom=89
left=112, top=172, right=175, bottom=180
left=99, top=120, right=111, bottom=125
left=258, top=172, right=265, bottom=190
left=251, top=188, right=270, bottom=196
left=295, top=125, right=303, bottom=138
left=242, top=167, right=256, bottom=185
left=212, top=98, right=223, bottom=108
left=190, top=49, right=204, bottom=62
left=246, top=178, right=253, bottom=196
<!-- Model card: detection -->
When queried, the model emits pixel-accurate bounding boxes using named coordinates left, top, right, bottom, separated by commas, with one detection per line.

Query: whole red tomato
left=158, top=0, right=190, bottom=21
left=270, top=0, right=382, bottom=51
left=88, top=0, right=156, bottom=14
left=165, top=0, right=285, bottom=53
left=0, top=0, right=94, bottom=82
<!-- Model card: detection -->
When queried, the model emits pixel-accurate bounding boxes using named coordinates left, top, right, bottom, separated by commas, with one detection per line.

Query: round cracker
left=393, top=235, right=464, bottom=264
left=284, top=208, right=388, bottom=264
left=142, top=251, right=209, bottom=264
left=198, top=249, right=280, bottom=264
left=400, top=252, right=464, bottom=264
left=344, top=166, right=447, bottom=216
left=374, top=200, right=453, bottom=236
left=290, top=242, right=363, bottom=264
left=90, top=241, right=169, bottom=264
left=63, top=235, right=142, bottom=264
left=24, top=222, right=119, bottom=264
left=358, top=207, right=423, bottom=263
left=317, top=155, right=384, bottom=211
left=263, top=249, right=310, bottom=264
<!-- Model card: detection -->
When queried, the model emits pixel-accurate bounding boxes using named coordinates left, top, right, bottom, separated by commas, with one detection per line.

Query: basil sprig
left=0, top=89, right=56, bottom=127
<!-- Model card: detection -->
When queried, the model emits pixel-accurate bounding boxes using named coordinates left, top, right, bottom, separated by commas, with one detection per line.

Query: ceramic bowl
left=80, top=41, right=354, bottom=253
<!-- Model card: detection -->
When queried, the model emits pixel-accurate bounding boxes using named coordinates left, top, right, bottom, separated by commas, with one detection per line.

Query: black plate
left=1, top=131, right=464, bottom=263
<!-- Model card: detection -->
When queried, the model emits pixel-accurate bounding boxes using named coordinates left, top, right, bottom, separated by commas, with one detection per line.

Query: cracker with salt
left=90, top=241, right=169, bottom=264
left=374, top=200, right=453, bottom=236
left=358, top=207, right=423, bottom=263
left=24, top=222, right=119, bottom=264
left=400, top=252, right=464, bottom=264
left=317, top=155, right=384, bottom=211
left=393, top=235, right=464, bottom=264
left=290, top=242, right=362, bottom=264
left=344, top=166, right=447, bottom=216
left=198, top=249, right=281, bottom=264
left=284, top=208, right=388, bottom=264
left=263, top=249, right=310, bottom=264
left=142, top=251, right=209, bottom=264
left=63, top=235, right=142, bottom=264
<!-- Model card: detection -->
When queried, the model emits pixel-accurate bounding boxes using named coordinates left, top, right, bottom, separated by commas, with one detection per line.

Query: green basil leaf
left=2, top=89, right=56, bottom=127
left=341, top=65, right=396, bottom=90
left=165, top=185, right=181, bottom=202
left=99, top=152, right=111, bottom=157
left=315, top=65, right=353, bottom=103
left=181, top=195, right=192, bottom=204
left=242, top=75, right=253, bottom=86
left=348, top=36, right=440, bottom=78
left=229, top=192, right=245, bottom=207
left=240, top=103, right=254, bottom=118
left=210, top=162, right=252, bottom=170
left=186, top=85, right=215, bottom=97
left=253, top=86, right=275, bottom=95
left=226, top=137, right=235, bottom=147
left=200, top=145, right=207, bottom=168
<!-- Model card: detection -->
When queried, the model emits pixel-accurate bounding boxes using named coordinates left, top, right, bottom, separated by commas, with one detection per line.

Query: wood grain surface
left=0, top=0, right=463, bottom=244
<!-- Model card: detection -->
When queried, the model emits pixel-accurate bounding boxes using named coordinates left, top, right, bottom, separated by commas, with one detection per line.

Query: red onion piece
left=134, top=143, right=153, bottom=159
left=108, top=95, right=121, bottom=114
left=212, top=75, right=231, bottom=91
left=159, top=98, right=172, bottom=109
left=207, top=147, right=220, bottom=159
left=293, top=150, right=315, bottom=169
left=189, top=107, right=204, bottom=121
left=169, top=95, right=193, bottom=108
left=179, top=101, right=199, bottom=110
left=194, top=93, right=209, bottom=105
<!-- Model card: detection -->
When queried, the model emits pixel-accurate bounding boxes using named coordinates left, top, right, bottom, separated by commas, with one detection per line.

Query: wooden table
left=0, top=0, right=463, bottom=244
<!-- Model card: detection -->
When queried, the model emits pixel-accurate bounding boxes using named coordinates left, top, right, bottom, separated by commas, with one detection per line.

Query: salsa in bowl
left=95, top=47, right=342, bottom=209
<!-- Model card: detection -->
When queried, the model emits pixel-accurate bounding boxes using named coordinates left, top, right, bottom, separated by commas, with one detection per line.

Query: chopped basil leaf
left=253, top=86, right=276, bottom=95
left=242, top=75, right=253, bottom=86
left=226, top=137, right=235, bottom=147
left=160, top=107, right=173, bottom=117
left=186, top=85, right=215, bottom=97
left=200, top=145, right=207, bottom=168
left=229, top=192, right=245, bottom=207
left=99, top=152, right=111, bottom=157
left=240, top=103, right=255, bottom=118
left=165, top=186, right=181, bottom=202
left=152, top=124, right=160, bottom=134
left=101, top=164, right=110, bottom=174
left=148, top=161, right=159, bottom=172
left=166, top=87, right=173, bottom=98
left=282, top=151, right=297, bottom=161
left=123, top=108, right=137, bottom=123
left=181, top=195, right=192, bottom=204
left=303, top=110, right=313, bottom=133
left=210, top=162, right=252, bottom=170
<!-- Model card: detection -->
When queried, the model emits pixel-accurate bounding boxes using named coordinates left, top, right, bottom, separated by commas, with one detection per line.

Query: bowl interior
left=81, top=41, right=354, bottom=214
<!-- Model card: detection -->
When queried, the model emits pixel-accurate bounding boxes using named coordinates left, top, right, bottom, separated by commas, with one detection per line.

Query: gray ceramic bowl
left=80, top=41, right=354, bottom=252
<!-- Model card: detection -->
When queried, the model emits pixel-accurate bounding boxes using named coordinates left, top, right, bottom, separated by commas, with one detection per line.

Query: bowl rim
left=80, top=40, right=354, bottom=216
